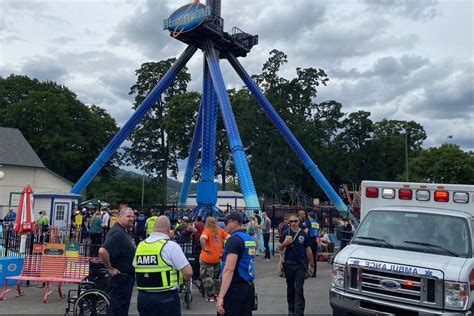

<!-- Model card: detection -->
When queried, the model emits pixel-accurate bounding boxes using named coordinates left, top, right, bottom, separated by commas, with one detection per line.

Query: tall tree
left=334, top=111, right=374, bottom=184
left=0, top=75, right=119, bottom=182
left=233, top=50, right=341, bottom=199
left=370, top=119, right=427, bottom=181
left=126, top=60, right=193, bottom=206
left=409, top=145, right=474, bottom=184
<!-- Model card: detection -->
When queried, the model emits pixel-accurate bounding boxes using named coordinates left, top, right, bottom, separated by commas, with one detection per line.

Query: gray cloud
left=363, top=0, right=439, bottom=21
left=406, top=63, right=474, bottom=119
left=108, top=0, right=179, bottom=59
left=21, top=58, right=68, bottom=82
left=99, top=72, right=137, bottom=102
left=319, top=55, right=471, bottom=115
left=422, top=118, right=474, bottom=151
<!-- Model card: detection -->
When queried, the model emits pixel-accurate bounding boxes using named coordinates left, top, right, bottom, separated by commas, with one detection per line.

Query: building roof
left=0, top=127, right=45, bottom=168
left=34, top=191, right=81, bottom=199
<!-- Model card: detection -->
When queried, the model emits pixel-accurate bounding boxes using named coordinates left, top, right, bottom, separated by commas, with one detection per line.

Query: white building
left=186, top=190, right=246, bottom=209
left=0, top=128, right=74, bottom=224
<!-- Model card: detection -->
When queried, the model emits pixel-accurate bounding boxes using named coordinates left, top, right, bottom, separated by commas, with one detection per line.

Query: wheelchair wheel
left=73, top=289, right=110, bottom=316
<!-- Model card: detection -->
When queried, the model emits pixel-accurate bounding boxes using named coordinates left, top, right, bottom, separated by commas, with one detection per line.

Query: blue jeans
left=107, top=273, right=135, bottom=316
left=137, top=290, right=181, bottom=316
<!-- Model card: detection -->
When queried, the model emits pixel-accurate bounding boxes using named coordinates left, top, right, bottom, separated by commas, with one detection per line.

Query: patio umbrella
left=14, top=185, right=35, bottom=234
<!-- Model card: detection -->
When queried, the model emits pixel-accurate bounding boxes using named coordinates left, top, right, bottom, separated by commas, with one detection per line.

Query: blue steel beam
left=200, top=63, right=218, bottom=183
left=203, top=41, right=260, bottom=215
left=178, top=99, right=203, bottom=207
left=71, top=45, right=198, bottom=194
left=226, top=53, right=357, bottom=225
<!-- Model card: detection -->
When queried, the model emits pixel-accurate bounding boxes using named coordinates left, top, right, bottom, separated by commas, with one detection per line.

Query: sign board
left=33, top=244, right=44, bottom=254
left=65, top=241, right=79, bottom=257
left=43, top=243, right=65, bottom=256
left=163, top=3, right=211, bottom=33
left=0, top=257, right=24, bottom=285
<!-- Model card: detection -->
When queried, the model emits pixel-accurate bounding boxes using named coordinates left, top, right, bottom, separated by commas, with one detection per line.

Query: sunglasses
left=289, top=220, right=299, bottom=224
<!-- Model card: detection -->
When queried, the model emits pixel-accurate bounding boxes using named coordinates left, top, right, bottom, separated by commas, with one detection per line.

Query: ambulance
left=330, top=181, right=474, bottom=315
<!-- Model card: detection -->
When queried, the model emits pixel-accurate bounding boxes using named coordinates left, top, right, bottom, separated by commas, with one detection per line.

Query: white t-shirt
left=102, top=212, right=110, bottom=227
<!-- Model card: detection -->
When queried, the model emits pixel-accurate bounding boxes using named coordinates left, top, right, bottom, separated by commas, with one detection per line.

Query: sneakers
left=262, top=258, right=270, bottom=261
left=206, top=295, right=215, bottom=302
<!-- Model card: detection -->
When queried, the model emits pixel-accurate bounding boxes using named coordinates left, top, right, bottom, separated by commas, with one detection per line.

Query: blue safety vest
left=309, top=219, right=320, bottom=238
left=221, top=230, right=256, bottom=282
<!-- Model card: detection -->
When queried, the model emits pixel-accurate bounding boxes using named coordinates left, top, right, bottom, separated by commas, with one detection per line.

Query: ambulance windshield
left=352, top=210, right=471, bottom=258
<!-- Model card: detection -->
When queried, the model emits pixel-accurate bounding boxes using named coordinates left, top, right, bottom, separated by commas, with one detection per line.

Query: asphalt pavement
left=0, top=254, right=333, bottom=315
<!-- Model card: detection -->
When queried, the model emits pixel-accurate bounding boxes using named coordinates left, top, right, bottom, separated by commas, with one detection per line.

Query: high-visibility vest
left=146, top=216, right=158, bottom=235
left=221, top=231, right=256, bottom=282
left=134, top=239, right=181, bottom=291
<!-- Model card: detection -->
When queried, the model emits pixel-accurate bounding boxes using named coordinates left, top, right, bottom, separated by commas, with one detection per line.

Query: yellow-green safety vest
left=145, top=216, right=158, bottom=235
left=134, top=239, right=182, bottom=291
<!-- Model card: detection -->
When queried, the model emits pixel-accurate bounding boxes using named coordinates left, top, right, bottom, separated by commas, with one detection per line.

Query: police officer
left=279, top=213, right=314, bottom=316
left=134, top=215, right=193, bottom=316
left=308, top=212, right=320, bottom=277
left=216, top=211, right=256, bottom=316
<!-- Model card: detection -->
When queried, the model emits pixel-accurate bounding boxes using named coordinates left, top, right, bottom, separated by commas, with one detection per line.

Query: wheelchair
left=177, top=239, right=205, bottom=309
left=65, top=259, right=110, bottom=316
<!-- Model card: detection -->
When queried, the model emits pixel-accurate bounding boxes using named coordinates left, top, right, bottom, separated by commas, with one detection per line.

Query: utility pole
left=405, top=133, right=409, bottom=182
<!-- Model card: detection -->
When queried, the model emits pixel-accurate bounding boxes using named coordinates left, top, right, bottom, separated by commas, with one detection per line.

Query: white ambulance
left=330, top=181, right=474, bottom=315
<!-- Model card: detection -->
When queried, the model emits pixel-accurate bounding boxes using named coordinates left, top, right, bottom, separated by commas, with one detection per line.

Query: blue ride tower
left=70, top=0, right=357, bottom=224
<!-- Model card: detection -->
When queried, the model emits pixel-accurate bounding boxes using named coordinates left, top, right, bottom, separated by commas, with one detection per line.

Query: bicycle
left=65, top=259, right=110, bottom=316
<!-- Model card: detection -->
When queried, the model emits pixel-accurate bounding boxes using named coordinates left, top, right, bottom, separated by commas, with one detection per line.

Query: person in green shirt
left=89, top=210, right=103, bottom=256
left=145, top=210, right=158, bottom=237
left=36, top=211, right=50, bottom=242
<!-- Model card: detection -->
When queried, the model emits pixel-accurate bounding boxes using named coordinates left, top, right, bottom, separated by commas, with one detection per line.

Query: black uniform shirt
left=279, top=228, right=310, bottom=265
left=102, top=222, right=136, bottom=275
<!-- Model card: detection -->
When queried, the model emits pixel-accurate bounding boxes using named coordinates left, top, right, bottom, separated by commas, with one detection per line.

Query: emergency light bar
left=365, top=186, right=471, bottom=204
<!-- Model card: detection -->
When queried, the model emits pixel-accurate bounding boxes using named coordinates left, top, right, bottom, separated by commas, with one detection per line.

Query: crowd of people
left=92, top=207, right=343, bottom=316
left=2, top=205, right=351, bottom=316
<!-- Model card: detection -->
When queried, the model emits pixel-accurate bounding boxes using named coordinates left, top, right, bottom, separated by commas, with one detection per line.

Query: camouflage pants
left=200, top=260, right=221, bottom=297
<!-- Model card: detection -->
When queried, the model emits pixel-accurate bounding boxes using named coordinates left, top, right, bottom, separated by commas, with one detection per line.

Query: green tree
left=126, top=60, right=195, bottom=206
left=334, top=111, right=374, bottom=184
left=409, top=145, right=474, bottom=184
left=369, top=119, right=426, bottom=181
left=0, top=75, right=119, bottom=182
left=233, top=50, right=341, bottom=199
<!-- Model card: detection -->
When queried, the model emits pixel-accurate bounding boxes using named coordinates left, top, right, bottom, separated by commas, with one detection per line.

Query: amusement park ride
left=70, top=0, right=358, bottom=224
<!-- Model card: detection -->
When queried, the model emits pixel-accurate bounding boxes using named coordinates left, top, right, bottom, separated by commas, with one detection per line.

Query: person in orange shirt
left=200, top=217, right=229, bottom=302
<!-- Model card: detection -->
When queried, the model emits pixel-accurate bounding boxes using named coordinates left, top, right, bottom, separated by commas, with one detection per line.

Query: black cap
left=221, top=211, right=244, bottom=224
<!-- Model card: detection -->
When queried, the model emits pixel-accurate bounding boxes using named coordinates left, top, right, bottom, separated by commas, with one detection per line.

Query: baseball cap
left=221, top=211, right=244, bottom=224
left=182, top=216, right=189, bottom=222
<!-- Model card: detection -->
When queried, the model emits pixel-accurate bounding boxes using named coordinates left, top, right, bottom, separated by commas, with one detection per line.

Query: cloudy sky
left=1, top=0, right=473, bottom=156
